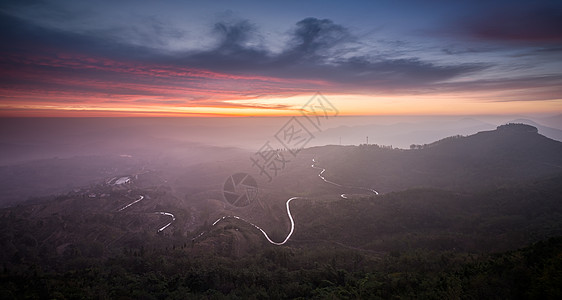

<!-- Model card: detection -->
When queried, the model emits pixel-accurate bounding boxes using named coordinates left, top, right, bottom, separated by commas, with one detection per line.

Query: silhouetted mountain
left=1, top=123, right=562, bottom=298
left=290, top=172, right=562, bottom=253
left=313, top=123, right=562, bottom=193
left=311, top=117, right=496, bottom=148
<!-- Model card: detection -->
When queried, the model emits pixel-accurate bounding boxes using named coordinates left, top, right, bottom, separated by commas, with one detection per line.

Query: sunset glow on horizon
left=1, top=0, right=561, bottom=117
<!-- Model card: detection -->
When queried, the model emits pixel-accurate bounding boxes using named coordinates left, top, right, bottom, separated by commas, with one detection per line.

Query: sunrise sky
left=1, top=0, right=561, bottom=117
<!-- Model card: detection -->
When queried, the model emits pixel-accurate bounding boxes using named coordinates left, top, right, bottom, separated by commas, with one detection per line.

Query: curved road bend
left=117, top=195, right=176, bottom=233
left=157, top=212, right=176, bottom=233
left=117, top=195, right=144, bottom=212
left=198, top=158, right=378, bottom=245
left=210, top=197, right=303, bottom=245
left=312, top=158, right=379, bottom=196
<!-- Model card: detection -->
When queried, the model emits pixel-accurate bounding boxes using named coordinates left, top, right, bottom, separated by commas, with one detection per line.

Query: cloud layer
left=1, top=0, right=561, bottom=116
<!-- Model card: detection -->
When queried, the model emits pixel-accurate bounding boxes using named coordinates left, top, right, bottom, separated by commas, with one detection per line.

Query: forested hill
left=311, top=123, right=562, bottom=193
left=1, top=123, right=561, bottom=298
left=423, top=123, right=557, bottom=160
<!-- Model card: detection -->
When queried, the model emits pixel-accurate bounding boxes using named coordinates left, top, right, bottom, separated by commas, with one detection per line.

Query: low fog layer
left=1, top=115, right=560, bottom=207
left=1, top=115, right=561, bottom=166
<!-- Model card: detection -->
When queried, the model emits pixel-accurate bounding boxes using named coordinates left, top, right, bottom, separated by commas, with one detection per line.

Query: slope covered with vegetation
left=1, top=123, right=561, bottom=298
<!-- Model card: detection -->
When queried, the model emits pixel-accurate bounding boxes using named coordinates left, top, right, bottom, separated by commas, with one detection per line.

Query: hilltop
left=307, top=123, right=562, bottom=193
left=1, top=123, right=562, bottom=298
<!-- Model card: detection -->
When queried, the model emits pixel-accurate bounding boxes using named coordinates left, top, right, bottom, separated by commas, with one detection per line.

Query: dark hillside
left=1, top=124, right=561, bottom=299
left=289, top=172, right=562, bottom=253
left=312, top=124, right=562, bottom=193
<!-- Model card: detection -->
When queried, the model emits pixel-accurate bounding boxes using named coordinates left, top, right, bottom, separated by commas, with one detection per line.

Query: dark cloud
left=353, top=58, right=486, bottom=86
left=284, top=17, right=353, bottom=60
left=179, top=17, right=487, bottom=90
left=0, top=12, right=491, bottom=98
left=277, top=19, right=488, bottom=90
left=178, top=20, right=271, bottom=72
left=214, top=20, right=256, bottom=51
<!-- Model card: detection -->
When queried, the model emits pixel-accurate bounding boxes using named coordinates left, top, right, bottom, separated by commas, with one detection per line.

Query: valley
left=1, top=122, right=561, bottom=298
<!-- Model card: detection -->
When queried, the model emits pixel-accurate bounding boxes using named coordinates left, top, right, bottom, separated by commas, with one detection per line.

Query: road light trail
left=117, top=195, right=144, bottom=211
left=312, top=158, right=379, bottom=195
left=208, top=197, right=302, bottom=245
left=157, top=212, right=176, bottom=233
left=194, top=158, right=379, bottom=245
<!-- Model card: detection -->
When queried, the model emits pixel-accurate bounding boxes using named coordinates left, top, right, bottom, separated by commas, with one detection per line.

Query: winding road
left=117, top=195, right=144, bottom=211
left=156, top=212, right=176, bottom=233
left=117, top=195, right=176, bottom=233
left=209, top=196, right=302, bottom=245
left=312, top=158, right=379, bottom=196
left=195, top=158, right=379, bottom=245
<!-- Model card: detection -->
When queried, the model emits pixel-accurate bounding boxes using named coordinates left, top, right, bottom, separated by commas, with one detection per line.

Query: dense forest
left=1, top=234, right=561, bottom=299
left=1, top=124, right=561, bottom=299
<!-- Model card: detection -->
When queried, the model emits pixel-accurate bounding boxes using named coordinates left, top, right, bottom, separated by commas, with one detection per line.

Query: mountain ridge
left=305, top=123, right=562, bottom=194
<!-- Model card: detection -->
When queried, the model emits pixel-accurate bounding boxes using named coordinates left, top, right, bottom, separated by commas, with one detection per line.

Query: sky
left=0, top=0, right=561, bottom=117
